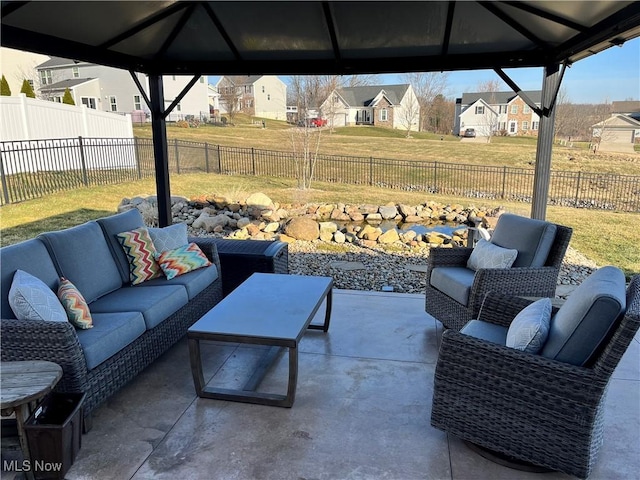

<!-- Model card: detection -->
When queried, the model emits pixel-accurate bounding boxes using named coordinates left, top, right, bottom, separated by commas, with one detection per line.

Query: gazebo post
left=148, top=74, right=172, bottom=227
left=531, top=63, right=562, bottom=220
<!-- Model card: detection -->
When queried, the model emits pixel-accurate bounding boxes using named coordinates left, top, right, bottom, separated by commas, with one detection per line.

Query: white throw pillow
left=8, top=270, right=67, bottom=322
left=467, top=239, right=518, bottom=271
left=506, top=298, right=552, bottom=353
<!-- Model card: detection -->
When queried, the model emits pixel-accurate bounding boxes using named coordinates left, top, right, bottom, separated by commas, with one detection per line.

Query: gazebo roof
left=2, top=1, right=640, bottom=76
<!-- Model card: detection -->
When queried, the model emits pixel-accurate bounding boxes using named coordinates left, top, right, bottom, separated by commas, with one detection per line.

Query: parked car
left=463, top=128, right=476, bottom=138
left=311, top=117, right=328, bottom=127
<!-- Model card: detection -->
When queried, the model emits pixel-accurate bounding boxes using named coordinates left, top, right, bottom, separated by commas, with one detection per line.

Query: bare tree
left=218, top=79, right=240, bottom=123
left=401, top=72, right=449, bottom=132
left=430, top=94, right=455, bottom=134
left=397, top=93, right=421, bottom=138
left=475, top=79, right=502, bottom=142
left=590, top=101, right=614, bottom=151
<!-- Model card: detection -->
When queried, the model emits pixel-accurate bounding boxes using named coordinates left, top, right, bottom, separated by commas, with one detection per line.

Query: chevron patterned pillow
left=116, top=227, right=163, bottom=285
left=154, top=243, right=212, bottom=280
left=58, top=277, right=93, bottom=329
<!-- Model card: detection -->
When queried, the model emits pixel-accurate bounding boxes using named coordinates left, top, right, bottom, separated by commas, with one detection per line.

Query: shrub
left=20, top=79, right=35, bottom=98
left=0, top=75, right=11, bottom=96
left=62, top=88, right=75, bottom=105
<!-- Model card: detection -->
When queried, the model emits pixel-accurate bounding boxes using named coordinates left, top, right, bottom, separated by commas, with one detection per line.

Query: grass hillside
left=133, top=119, right=640, bottom=176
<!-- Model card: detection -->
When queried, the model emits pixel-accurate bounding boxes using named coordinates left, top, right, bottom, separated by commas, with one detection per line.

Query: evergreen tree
left=20, top=79, right=36, bottom=98
left=62, top=88, right=75, bottom=105
left=0, top=75, right=11, bottom=96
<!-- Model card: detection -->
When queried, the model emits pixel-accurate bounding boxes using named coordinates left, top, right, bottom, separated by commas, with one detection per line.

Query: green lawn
left=1, top=173, right=638, bottom=279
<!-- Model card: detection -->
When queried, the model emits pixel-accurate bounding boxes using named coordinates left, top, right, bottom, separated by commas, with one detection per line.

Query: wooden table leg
left=14, top=404, right=35, bottom=480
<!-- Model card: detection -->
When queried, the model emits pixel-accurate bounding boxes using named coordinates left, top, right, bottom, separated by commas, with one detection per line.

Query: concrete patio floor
left=3, top=289, right=639, bottom=480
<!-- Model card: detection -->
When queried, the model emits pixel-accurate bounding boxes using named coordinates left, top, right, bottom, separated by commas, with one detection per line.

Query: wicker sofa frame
left=425, top=223, right=572, bottom=331
left=0, top=237, right=223, bottom=429
left=430, top=276, right=640, bottom=479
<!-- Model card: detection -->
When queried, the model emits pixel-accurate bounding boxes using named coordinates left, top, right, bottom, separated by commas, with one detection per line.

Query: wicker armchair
left=425, top=214, right=572, bottom=330
left=430, top=273, right=640, bottom=479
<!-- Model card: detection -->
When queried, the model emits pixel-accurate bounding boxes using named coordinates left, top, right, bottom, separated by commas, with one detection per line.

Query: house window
left=267, top=94, right=271, bottom=101
left=176, top=103, right=181, bottom=112
left=72, top=67, right=79, bottom=78
left=532, top=121, right=539, bottom=130
left=133, top=95, right=142, bottom=110
left=40, top=69, right=52, bottom=85
left=522, top=121, right=529, bottom=131
left=262, top=86, right=265, bottom=93
left=380, top=108, right=388, bottom=121
left=81, top=97, right=96, bottom=109
left=499, top=105, right=507, bottom=114
left=53, top=96, right=62, bottom=103
left=523, top=105, right=531, bottom=114
left=200, top=76, right=205, bottom=83
left=475, top=105, right=484, bottom=115
left=245, top=99, right=253, bottom=108
left=27, top=80, right=34, bottom=89
left=509, top=121, right=517, bottom=134
left=511, top=105, right=518, bottom=114
left=172, top=75, right=176, bottom=81
left=109, top=96, right=117, bottom=112
left=499, top=122, right=506, bottom=131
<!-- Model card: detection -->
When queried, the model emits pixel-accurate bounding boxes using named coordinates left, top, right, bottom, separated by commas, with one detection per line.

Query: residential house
left=591, top=100, right=640, bottom=152
left=0, top=47, right=49, bottom=95
left=215, top=76, right=287, bottom=120
left=36, top=57, right=209, bottom=121
left=320, top=84, right=420, bottom=131
left=455, top=91, right=542, bottom=137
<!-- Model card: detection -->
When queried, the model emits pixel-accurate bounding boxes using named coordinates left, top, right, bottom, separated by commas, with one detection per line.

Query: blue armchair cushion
left=39, top=221, right=122, bottom=304
left=467, top=239, right=518, bottom=271
left=8, top=270, right=67, bottom=322
left=541, top=266, right=626, bottom=366
left=506, top=298, right=552, bottom=353
left=461, top=319, right=508, bottom=345
left=490, top=214, right=557, bottom=268
left=1, top=239, right=60, bottom=319
left=89, top=284, right=188, bottom=330
left=96, top=209, right=146, bottom=283
left=430, top=267, right=476, bottom=306
left=76, top=311, right=146, bottom=370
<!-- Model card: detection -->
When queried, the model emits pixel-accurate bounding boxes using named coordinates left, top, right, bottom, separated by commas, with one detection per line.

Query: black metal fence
left=1, top=136, right=639, bottom=212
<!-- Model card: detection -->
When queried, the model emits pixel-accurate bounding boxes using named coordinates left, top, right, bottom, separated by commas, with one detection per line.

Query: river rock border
left=119, top=192, right=508, bottom=249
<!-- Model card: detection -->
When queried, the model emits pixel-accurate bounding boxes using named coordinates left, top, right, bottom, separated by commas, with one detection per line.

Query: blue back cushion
left=0, top=239, right=60, bottom=319
left=541, top=266, right=626, bottom=366
left=96, top=209, right=145, bottom=283
left=490, top=214, right=557, bottom=268
left=39, top=221, right=123, bottom=304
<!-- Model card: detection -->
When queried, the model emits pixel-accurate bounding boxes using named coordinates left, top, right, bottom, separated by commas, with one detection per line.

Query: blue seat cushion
left=76, top=311, right=146, bottom=370
left=490, top=214, right=557, bottom=268
left=1, top=239, right=60, bottom=319
left=39, top=221, right=122, bottom=304
left=96, top=209, right=146, bottom=284
left=89, top=285, right=189, bottom=329
left=541, top=266, right=626, bottom=366
left=461, top=319, right=508, bottom=345
left=430, top=267, right=475, bottom=306
left=142, top=264, right=218, bottom=299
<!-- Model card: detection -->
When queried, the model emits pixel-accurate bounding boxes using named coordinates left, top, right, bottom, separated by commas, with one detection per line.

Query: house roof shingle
left=336, top=84, right=410, bottom=107
left=461, top=90, right=542, bottom=105
left=40, top=78, right=94, bottom=91
left=612, top=101, right=640, bottom=114
left=36, top=56, right=85, bottom=69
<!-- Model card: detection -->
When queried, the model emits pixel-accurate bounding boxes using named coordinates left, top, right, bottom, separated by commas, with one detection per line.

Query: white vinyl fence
left=0, top=94, right=133, bottom=142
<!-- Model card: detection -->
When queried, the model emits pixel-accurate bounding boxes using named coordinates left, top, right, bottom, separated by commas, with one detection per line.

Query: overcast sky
left=209, top=37, right=639, bottom=105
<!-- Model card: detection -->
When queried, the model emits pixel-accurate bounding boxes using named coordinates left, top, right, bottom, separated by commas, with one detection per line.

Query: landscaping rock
left=284, top=217, right=319, bottom=240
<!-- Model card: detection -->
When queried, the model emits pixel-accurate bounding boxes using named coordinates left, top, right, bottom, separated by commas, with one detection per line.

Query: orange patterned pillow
left=116, top=227, right=163, bottom=285
left=154, top=243, right=212, bottom=280
left=57, top=277, right=93, bottom=329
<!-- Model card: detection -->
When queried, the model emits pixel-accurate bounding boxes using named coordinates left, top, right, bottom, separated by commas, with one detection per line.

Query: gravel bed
left=286, top=241, right=597, bottom=295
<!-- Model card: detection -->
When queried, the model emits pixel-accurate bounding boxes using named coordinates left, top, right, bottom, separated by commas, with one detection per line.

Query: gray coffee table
left=188, top=273, right=332, bottom=407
